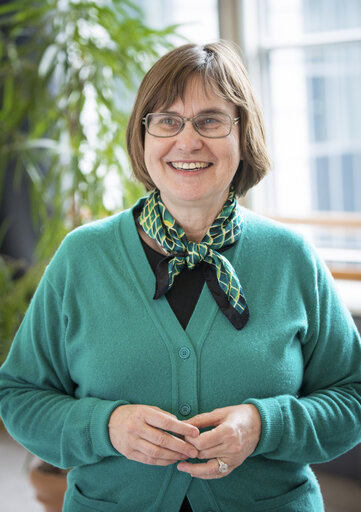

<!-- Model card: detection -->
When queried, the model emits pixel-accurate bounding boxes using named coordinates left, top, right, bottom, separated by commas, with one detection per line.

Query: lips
left=169, top=161, right=212, bottom=171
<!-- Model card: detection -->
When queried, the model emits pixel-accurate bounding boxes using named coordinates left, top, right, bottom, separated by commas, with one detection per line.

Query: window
left=137, top=0, right=219, bottom=44
left=236, top=0, right=361, bottom=281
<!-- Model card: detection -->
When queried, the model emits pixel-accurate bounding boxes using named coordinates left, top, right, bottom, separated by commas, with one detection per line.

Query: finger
left=198, top=446, right=228, bottom=460
left=130, top=449, right=182, bottom=466
left=146, top=408, right=199, bottom=438
left=184, top=409, right=224, bottom=429
left=185, top=424, right=225, bottom=451
left=141, top=426, right=198, bottom=459
left=136, top=437, right=192, bottom=462
left=177, top=459, right=230, bottom=479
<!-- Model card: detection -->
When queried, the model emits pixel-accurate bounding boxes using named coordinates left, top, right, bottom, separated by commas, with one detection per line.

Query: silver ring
left=217, top=458, right=229, bottom=473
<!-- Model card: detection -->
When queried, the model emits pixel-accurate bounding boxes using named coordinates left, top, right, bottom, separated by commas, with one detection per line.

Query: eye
left=196, top=115, right=223, bottom=130
left=155, top=115, right=181, bottom=128
left=205, top=117, right=220, bottom=124
left=161, top=117, right=177, bottom=126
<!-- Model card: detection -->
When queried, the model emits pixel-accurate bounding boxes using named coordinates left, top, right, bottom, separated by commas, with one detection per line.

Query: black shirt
left=141, top=237, right=205, bottom=330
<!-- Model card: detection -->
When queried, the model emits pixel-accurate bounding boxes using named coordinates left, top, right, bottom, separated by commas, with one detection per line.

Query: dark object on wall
left=0, top=166, right=38, bottom=263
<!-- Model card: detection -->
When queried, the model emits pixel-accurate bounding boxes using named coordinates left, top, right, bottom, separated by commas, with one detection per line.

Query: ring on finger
left=216, top=458, right=229, bottom=473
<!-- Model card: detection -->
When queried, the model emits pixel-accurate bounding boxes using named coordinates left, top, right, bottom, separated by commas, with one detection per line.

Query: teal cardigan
left=1, top=198, right=361, bottom=512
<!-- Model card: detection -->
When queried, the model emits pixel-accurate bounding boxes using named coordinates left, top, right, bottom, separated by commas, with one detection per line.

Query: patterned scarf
left=138, top=189, right=249, bottom=330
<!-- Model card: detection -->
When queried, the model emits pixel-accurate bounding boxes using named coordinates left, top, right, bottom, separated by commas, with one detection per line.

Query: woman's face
left=144, top=76, right=241, bottom=213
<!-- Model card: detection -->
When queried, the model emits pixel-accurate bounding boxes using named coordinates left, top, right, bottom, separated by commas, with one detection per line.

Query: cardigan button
left=179, top=403, right=191, bottom=416
left=178, top=347, right=191, bottom=359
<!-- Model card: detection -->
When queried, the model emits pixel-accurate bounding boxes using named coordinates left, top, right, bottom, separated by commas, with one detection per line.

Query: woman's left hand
left=177, top=404, right=261, bottom=479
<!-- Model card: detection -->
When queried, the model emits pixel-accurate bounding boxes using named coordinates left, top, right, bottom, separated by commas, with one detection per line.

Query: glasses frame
left=142, top=112, right=240, bottom=139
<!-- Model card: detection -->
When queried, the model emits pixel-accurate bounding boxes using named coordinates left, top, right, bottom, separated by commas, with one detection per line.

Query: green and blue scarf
left=138, top=189, right=249, bottom=330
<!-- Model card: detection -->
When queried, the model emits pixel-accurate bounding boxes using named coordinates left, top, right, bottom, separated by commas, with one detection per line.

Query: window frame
left=218, top=0, right=361, bottom=280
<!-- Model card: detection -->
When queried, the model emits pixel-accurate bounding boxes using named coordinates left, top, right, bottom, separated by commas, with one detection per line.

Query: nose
left=174, top=120, right=203, bottom=152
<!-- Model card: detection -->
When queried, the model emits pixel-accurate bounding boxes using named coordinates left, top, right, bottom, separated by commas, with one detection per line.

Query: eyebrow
left=158, top=108, right=230, bottom=116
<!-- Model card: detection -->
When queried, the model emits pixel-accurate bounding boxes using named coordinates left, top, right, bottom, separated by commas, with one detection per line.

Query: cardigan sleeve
left=0, top=241, right=128, bottom=469
left=245, top=244, right=361, bottom=464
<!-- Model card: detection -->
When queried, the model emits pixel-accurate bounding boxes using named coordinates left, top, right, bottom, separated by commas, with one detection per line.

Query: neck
left=161, top=194, right=229, bottom=242
left=172, top=211, right=215, bottom=242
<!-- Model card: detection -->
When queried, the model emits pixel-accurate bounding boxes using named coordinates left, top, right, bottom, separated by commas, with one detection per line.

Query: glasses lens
left=147, top=114, right=182, bottom=136
left=194, top=113, right=232, bottom=137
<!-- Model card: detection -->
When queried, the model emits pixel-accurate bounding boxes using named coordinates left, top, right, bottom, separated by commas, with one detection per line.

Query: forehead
left=157, top=76, right=237, bottom=116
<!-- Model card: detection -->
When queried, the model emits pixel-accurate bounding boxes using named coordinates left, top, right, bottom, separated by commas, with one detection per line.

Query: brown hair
left=126, top=41, right=271, bottom=196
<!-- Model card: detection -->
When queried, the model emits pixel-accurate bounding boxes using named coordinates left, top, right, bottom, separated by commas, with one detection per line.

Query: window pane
left=136, top=0, right=219, bottom=43
left=267, top=42, right=361, bottom=215
left=303, top=0, right=361, bottom=33
left=313, top=156, right=330, bottom=211
left=263, top=0, right=361, bottom=38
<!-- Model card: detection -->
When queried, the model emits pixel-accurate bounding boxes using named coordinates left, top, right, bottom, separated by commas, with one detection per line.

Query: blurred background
left=0, top=1, right=360, bottom=511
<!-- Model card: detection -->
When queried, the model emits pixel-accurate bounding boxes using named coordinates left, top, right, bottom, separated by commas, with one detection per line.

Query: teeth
left=171, top=162, right=210, bottom=170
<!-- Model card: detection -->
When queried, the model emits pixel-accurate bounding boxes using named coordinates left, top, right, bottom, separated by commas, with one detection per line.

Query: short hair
left=126, top=41, right=271, bottom=196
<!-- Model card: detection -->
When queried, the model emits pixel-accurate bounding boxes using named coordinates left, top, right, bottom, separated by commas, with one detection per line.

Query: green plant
left=0, top=222, right=69, bottom=365
left=0, top=0, right=177, bottom=225
left=0, top=0, right=178, bottom=361
left=0, top=256, right=44, bottom=365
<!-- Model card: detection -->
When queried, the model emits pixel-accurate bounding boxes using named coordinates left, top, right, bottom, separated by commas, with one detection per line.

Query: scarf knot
left=138, top=190, right=249, bottom=330
left=185, top=241, right=208, bottom=269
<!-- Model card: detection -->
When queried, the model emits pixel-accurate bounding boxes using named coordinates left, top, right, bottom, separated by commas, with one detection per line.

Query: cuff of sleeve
left=244, top=397, right=284, bottom=456
left=89, top=399, right=129, bottom=458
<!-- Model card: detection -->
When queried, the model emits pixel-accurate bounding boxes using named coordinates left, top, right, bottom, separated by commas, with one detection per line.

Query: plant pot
left=29, top=459, right=68, bottom=512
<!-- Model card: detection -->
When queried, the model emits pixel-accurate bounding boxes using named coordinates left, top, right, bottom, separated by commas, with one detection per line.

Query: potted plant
left=0, top=0, right=178, bottom=509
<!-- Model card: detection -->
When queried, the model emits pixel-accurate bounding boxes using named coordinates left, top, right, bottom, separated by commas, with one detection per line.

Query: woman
left=1, top=41, right=361, bottom=512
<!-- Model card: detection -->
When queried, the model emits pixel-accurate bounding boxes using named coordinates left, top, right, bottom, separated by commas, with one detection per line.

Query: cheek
left=143, top=134, right=154, bottom=167
left=233, top=135, right=242, bottom=166
left=223, top=138, right=241, bottom=170
left=144, top=135, right=171, bottom=168
left=230, top=125, right=241, bottom=159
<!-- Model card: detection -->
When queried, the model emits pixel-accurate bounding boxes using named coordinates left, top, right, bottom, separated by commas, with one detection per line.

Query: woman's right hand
left=108, top=404, right=199, bottom=466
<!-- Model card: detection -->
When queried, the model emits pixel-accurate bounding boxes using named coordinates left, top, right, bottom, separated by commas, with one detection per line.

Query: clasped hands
left=108, top=404, right=261, bottom=479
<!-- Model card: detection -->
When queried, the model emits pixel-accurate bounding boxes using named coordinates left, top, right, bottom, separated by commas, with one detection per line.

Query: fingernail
left=190, top=450, right=197, bottom=458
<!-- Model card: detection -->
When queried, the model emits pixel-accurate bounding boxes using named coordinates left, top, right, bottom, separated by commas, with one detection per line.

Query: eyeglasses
left=142, top=112, right=240, bottom=139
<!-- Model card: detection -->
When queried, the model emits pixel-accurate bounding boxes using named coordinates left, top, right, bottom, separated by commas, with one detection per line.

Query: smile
left=169, top=162, right=212, bottom=171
